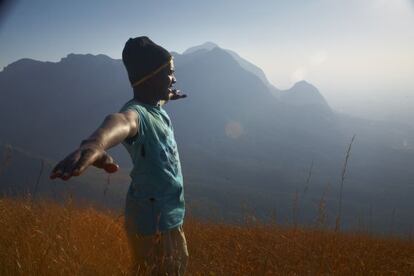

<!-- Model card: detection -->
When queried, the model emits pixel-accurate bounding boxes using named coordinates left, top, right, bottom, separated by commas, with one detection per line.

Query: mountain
left=183, top=42, right=280, bottom=96
left=280, top=80, right=330, bottom=108
left=1, top=43, right=414, bottom=233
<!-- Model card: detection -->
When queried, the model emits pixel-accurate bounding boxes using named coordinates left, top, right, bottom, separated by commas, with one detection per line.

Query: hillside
left=0, top=198, right=413, bottom=275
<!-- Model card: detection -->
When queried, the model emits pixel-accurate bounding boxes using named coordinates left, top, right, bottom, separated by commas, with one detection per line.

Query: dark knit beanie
left=122, top=36, right=172, bottom=86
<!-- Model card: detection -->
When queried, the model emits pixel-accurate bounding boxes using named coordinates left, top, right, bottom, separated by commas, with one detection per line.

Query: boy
left=50, top=36, right=188, bottom=275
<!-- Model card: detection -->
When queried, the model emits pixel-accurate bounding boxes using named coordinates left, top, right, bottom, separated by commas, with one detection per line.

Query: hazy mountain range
left=1, top=43, right=413, bottom=234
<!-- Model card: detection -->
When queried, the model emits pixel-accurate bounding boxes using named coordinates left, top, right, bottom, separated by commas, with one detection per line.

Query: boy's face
left=153, top=60, right=176, bottom=101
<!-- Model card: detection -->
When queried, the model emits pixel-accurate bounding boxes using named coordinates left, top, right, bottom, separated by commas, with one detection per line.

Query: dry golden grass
left=0, top=197, right=413, bottom=275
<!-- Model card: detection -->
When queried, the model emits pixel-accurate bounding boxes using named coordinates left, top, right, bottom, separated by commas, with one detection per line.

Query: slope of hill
left=0, top=198, right=413, bottom=275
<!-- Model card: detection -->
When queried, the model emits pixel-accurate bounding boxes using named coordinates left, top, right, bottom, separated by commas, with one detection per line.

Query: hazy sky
left=1, top=0, right=413, bottom=120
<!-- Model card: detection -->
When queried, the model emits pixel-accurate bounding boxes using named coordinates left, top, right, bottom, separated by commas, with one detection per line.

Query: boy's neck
left=133, top=90, right=160, bottom=107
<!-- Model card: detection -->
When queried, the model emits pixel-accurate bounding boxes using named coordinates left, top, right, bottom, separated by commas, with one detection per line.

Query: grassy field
left=0, top=197, right=413, bottom=275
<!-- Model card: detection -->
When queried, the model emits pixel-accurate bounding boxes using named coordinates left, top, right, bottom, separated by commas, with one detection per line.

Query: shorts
left=126, top=224, right=189, bottom=275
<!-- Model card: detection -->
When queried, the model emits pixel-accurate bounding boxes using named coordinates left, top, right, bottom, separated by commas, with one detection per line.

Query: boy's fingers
left=169, top=90, right=187, bottom=101
left=94, top=152, right=119, bottom=173
left=93, top=152, right=109, bottom=168
left=72, top=149, right=98, bottom=176
left=60, top=161, right=77, bottom=181
left=50, top=168, right=63, bottom=179
left=104, top=162, right=119, bottom=173
left=61, top=171, right=73, bottom=181
left=72, top=160, right=91, bottom=176
left=175, top=94, right=187, bottom=100
left=50, top=151, right=81, bottom=180
left=51, top=162, right=73, bottom=180
left=50, top=159, right=66, bottom=178
left=50, top=167, right=60, bottom=179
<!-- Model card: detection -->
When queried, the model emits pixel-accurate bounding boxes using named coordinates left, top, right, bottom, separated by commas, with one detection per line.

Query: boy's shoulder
left=120, top=99, right=139, bottom=112
left=120, top=100, right=153, bottom=119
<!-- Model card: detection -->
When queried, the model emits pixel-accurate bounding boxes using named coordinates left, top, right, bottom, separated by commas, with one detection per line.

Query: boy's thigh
left=169, top=225, right=189, bottom=259
left=158, top=225, right=189, bottom=275
left=127, top=225, right=189, bottom=271
left=127, top=232, right=159, bottom=265
left=128, top=225, right=188, bottom=256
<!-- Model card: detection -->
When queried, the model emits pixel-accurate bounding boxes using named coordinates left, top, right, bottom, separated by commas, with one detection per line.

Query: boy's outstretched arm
left=50, top=110, right=139, bottom=181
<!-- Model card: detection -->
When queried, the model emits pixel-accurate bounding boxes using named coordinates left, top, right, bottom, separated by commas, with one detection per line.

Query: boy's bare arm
left=50, top=110, right=139, bottom=181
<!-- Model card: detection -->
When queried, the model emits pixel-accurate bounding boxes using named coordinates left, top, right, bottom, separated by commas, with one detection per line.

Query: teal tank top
left=120, top=99, right=185, bottom=235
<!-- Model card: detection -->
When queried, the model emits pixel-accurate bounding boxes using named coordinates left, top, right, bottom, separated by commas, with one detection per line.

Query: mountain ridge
left=2, top=48, right=329, bottom=110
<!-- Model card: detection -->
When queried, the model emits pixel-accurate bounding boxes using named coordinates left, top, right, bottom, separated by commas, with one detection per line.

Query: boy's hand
left=49, top=145, right=119, bottom=181
left=168, top=89, right=187, bottom=101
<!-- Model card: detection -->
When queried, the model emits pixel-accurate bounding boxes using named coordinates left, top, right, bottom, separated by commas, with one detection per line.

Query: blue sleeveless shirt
left=120, top=99, right=185, bottom=235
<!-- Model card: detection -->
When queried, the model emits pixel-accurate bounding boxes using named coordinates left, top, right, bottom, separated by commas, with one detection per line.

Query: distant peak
left=60, top=53, right=114, bottom=63
left=281, top=80, right=330, bottom=109
left=199, top=41, right=219, bottom=48
left=183, top=42, right=220, bottom=55
left=288, top=81, right=322, bottom=94
left=292, top=80, right=314, bottom=88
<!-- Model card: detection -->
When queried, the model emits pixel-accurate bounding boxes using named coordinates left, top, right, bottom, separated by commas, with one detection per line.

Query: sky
left=1, top=0, right=413, bottom=121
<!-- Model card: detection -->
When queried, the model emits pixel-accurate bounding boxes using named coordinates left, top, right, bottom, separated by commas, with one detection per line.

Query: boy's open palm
left=50, top=146, right=119, bottom=181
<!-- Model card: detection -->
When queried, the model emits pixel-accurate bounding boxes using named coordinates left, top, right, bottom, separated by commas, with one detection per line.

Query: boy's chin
left=161, top=93, right=170, bottom=101
left=162, top=90, right=172, bottom=100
